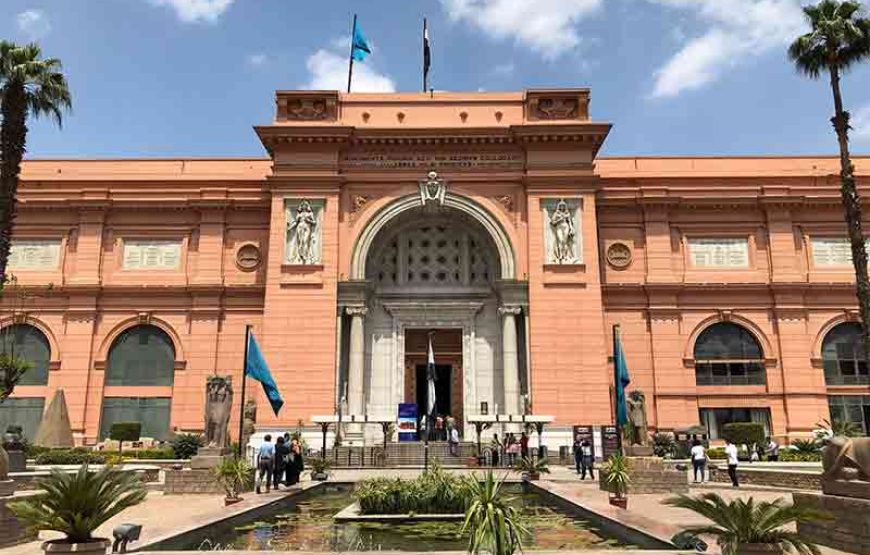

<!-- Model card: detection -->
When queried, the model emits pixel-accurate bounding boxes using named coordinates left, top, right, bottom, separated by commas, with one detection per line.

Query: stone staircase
left=327, top=441, right=480, bottom=467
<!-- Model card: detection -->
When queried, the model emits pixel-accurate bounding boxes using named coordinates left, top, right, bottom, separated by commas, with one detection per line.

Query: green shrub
left=123, top=448, right=175, bottom=460
left=721, top=422, right=765, bottom=448
left=169, top=433, right=203, bottom=459
left=652, top=432, right=677, bottom=458
left=34, top=448, right=107, bottom=466
left=354, top=464, right=473, bottom=515
left=790, top=439, right=822, bottom=454
left=707, top=447, right=727, bottom=460
left=24, top=443, right=51, bottom=458
left=109, top=422, right=141, bottom=444
left=779, top=450, right=822, bottom=462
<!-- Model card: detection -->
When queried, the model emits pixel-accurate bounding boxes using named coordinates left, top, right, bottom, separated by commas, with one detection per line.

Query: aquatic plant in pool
left=354, top=464, right=474, bottom=515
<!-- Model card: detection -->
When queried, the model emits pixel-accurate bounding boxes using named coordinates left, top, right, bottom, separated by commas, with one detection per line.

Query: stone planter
left=224, top=496, right=243, bottom=507
left=42, top=538, right=110, bottom=555
left=608, top=495, right=628, bottom=509
left=313, top=472, right=329, bottom=481
left=735, top=543, right=785, bottom=555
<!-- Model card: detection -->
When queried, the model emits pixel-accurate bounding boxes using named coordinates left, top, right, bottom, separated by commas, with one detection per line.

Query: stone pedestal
left=599, top=456, right=688, bottom=495
left=190, top=446, right=227, bottom=470
left=624, top=445, right=654, bottom=457
left=5, top=451, right=25, bottom=473
left=0, top=480, right=14, bottom=497
left=794, top=491, right=870, bottom=555
left=164, top=468, right=224, bottom=495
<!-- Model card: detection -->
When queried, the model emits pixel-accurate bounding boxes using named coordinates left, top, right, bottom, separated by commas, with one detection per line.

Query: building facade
left=0, top=88, right=868, bottom=447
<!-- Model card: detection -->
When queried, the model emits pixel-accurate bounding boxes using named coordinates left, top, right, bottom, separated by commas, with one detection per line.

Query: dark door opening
left=415, top=363, right=452, bottom=422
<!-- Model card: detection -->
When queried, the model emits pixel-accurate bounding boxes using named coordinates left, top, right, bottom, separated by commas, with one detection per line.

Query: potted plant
left=462, top=471, right=527, bottom=555
left=602, top=453, right=630, bottom=509
left=512, top=456, right=550, bottom=481
left=665, top=492, right=830, bottom=555
left=8, top=464, right=146, bottom=554
left=214, top=456, right=253, bottom=506
left=310, top=456, right=332, bottom=481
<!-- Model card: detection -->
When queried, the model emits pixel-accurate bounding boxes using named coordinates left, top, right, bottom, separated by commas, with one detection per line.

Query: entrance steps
left=327, top=441, right=479, bottom=467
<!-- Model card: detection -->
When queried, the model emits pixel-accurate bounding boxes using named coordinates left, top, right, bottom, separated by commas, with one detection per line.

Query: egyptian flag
left=423, top=18, right=431, bottom=90
left=427, top=332, right=437, bottom=422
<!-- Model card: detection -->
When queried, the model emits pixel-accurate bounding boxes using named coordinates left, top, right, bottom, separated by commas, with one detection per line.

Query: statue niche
left=204, top=375, right=233, bottom=449
left=286, top=199, right=322, bottom=265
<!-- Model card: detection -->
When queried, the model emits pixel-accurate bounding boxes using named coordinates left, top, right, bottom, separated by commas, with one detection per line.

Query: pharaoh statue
left=626, top=390, right=649, bottom=446
left=204, top=375, right=233, bottom=450
left=550, top=199, right=577, bottom=263
left=287, top=200, right=318, bottom=264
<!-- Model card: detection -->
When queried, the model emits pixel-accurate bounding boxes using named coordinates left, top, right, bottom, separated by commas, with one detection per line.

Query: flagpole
left=347, top=14, right=357, bottom=93
left=237, top=325, right=251, bottom=459
left=422, top=18, right=428, bottom=92
left=612, top=324, right=624, bottom=455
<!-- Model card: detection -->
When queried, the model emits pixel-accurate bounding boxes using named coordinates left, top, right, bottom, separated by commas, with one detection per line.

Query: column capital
left=345, top=306, right=369, bottom=317
left=499, top=306, right=522, bottom=317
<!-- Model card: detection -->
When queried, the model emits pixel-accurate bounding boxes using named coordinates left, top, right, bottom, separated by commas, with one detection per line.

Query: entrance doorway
left=404, top=328, right=464, bottom=435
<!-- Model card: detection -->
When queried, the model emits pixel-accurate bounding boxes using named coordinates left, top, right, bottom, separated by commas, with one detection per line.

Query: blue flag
left=246, top=332, right=283, bottom=416
left=614, top=329, right=631, bottom=427
left=351, top=19, right=372, bottom=62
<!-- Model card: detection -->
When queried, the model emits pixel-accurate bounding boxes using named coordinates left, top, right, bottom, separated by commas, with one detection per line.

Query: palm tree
left=665, top=493, right=829, bottom=555
left=789, top=2, right=870, bottom=354
left=0, top=41, right=71, bottom=285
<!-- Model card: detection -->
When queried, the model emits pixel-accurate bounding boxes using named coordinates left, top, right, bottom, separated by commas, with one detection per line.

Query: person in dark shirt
left=273, top=436, right=289, bottom=490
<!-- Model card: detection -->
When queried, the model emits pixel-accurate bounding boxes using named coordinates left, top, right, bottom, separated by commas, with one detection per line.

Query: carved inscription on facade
left=8, top=240, right=61, bottom=270
left=123, top=240, right=182, bottom=270
left=811, top=238, right=870, bottom=267
left=687, top=238, right=749, bottom=269
left=341, top=150, right=523, bottom=170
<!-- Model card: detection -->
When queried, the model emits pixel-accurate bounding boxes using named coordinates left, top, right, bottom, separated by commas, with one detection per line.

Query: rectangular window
left=699, top=407, right=771, bottom=440
left=811, top=238, right=870, bottom=267
left=0, top=397, right=45, bottom=440
left=99, top=397, right=171, bottom=440
left=687, top=238, right=749, bottom=269
left=122, top=240, right=181, bottom=270
left=827, top=395, right=870, bottom=436
left=696, top=362, right=766, bottom=386
left=8, top=240, right=61, bottom=271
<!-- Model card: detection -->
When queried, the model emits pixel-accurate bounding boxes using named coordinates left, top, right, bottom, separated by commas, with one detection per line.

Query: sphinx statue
left=823, top=436, right=870, bottom=482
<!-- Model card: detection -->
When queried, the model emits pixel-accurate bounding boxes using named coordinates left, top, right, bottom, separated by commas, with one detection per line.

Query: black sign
left=601, top=425, right=620, bottom=460
left=480, top=402, right=488, bottom=416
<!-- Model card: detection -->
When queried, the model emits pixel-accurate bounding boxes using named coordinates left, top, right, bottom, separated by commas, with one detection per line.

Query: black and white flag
left=423, top=18, right=431, bottom=91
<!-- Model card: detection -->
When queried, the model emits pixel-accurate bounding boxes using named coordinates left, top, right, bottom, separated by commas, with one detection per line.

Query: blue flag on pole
left=614, top=328, right=631, bottom=427
left=246, top=332, right=283, bottom=416
left=351, top=19, right=372, bottom=61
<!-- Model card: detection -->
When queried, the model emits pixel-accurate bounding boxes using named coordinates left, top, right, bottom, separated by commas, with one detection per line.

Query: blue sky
left=2, top=0, right=870, bottom=158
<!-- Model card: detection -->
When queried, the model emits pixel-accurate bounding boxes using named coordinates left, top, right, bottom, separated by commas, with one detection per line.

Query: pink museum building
left=0, top=87, right=868, bottom=447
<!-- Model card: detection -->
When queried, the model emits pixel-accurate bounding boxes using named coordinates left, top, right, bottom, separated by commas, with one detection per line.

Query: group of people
left=425, top=415, right=462, bottom=455
left=572, top=437, right=595, bottom=480
left=487, top=431, right=530, bottom=467
left=255, top=433, right=305, bottom=493
left=690, top=436, right=780, bottom=487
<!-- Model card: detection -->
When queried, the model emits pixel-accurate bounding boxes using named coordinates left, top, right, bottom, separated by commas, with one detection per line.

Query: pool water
left=190, top=484, right=633, bottom=552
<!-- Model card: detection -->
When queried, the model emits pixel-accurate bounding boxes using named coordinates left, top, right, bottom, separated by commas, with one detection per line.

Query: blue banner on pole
left=398, top=403, right=418, bottom=442
left=245, top=332, right=283, bottom=416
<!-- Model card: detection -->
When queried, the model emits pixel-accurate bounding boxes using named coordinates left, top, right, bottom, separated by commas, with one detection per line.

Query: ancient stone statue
left=626, top=390, right=649, bottom=446
left=419, top=171, right=446, bottom=207
left=204, top=375, right=233, bottom=449
left=287, top=200, right=318, bottom=264
left=823, top=436, right=870, bottom=482
left=241, top=399, right=257, bottom=451
left=549, top=199, right=577, bottom=264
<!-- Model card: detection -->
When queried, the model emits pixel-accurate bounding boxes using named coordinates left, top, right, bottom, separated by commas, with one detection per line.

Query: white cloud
left=491, top=62, right=515, bottom=77
left=304, top=45, right=395, bottom=92
left=439, top=0, right=602, bottom=59
left=148, top=0, right=234, bottom=23
left=650, top=0, right=806, bottom=98
left=854, top=104, right=870, bottom=143
left=246, top=53, right=268, bottom=67
left=17, top=9, right=50, bottom=39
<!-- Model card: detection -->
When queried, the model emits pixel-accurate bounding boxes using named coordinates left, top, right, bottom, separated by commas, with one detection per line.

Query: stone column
left=500, top=306, right=522, bottom=417
left=346, top=306, right=368, bottom=417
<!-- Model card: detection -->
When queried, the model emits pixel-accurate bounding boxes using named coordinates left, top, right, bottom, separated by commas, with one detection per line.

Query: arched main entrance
left=339, top=194, right=527, bottom=442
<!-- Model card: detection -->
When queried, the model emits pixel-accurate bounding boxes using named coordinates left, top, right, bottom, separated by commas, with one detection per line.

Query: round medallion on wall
left=606, top=242, right=632, bottom=270
left=235, top=244, right=262, bottom=272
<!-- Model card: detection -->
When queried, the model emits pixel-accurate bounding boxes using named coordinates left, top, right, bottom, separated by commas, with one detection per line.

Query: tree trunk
left=0, top=83, right=29, bottom=288
left=828, top=65, right=870, bottom=359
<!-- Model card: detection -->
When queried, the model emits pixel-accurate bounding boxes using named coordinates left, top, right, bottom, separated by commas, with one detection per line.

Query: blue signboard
left=398, top=403, right=418, bottom=442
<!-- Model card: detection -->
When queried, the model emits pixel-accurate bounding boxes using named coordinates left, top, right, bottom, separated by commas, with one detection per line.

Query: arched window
left=0, top=324, right=50, bottom=386
left=105, top=325, right=175, bottom=386
left=822, top=323, right=869, bottom=385
left=694, top=322, right=766, bottom=386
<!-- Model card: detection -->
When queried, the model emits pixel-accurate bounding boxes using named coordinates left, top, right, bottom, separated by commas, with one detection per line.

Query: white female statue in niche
left=550, top=199, right=577, bottom=263
left=288, top=200, right=318, bottom=264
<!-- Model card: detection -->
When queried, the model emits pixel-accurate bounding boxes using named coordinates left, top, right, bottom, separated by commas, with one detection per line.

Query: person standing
left=580, top=440, right=595, bottom=480
left=766, top=437, right=779, bottom=462
left=273, top=436, right=289, bottom=490
left=435, top=416, right=444, bottom=441
left=448, top=425, right=460, bottom=456
left=520, top=431, right=530, bottom=460
left=490, top=433, right=501, bottom=467
left=506, top=433, right=519, bottom=466
left=256, top=434, right=275, bottom=494
left=573, top=434, right=583, bottom=474
left=725, top=439, right=740, bottom=488
left=690, top=439, right=707, bottom=483
left=287, top=438, right=304, bottom=485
